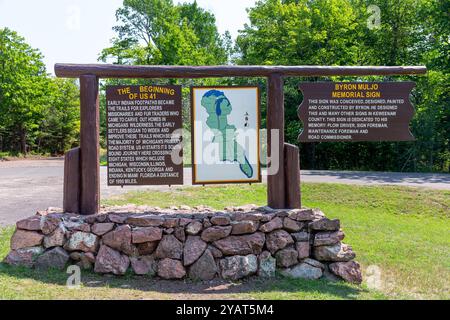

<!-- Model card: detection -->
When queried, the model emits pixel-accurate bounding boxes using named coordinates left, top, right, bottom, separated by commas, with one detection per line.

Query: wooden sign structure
left=298, top=82, right=416, bottom=142
left=106, top=85, right=183, bottom=186
left=55, top=64, right=426, bottom=215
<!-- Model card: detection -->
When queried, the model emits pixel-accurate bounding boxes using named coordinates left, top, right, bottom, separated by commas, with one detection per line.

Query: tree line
left=0, top=0, right=448, bottom=172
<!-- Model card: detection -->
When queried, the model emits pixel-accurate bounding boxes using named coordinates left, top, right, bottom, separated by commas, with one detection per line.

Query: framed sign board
left=191, top=86, right=261, bottom=184
left=106, top=85, right=183, bottom=186
left=298, top=82, right=416, bottom=142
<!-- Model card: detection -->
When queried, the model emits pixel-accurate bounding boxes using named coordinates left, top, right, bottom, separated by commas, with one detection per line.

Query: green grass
left=0, top=183, right=449, bottom=299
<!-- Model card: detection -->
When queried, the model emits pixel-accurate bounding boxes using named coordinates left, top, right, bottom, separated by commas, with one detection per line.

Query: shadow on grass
left=0, top=263, right=371, bottom=300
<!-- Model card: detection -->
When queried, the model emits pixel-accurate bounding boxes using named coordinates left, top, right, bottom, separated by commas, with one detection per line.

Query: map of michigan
left=201, top=90, right=253, bottom=178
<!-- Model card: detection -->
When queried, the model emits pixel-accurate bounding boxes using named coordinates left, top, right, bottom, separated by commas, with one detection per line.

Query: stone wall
left=3, top=205, right=362, bottom=284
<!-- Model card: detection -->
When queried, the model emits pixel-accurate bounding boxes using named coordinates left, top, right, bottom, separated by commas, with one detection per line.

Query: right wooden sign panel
left=298, top=82, right=416, bottom=142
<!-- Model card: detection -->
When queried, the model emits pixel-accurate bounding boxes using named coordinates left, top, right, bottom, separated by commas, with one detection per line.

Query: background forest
left=0, top=0, right=448, bottom=172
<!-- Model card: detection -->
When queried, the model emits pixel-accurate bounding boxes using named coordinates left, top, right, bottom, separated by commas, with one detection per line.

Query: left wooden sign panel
left=106, top=85, right=183, bottom=186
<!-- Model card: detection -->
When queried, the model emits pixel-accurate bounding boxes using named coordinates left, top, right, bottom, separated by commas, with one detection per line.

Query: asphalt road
left=0, top=159, right=449, bottom=226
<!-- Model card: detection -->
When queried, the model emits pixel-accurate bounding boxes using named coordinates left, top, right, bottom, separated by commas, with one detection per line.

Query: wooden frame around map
left=191, top=86, right=262, bottom=185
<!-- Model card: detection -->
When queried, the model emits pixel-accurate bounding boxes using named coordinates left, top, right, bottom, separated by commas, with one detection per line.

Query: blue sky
left=0, top=0, right=256, bottom=75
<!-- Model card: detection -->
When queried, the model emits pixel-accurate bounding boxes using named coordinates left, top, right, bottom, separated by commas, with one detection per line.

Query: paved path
left=0, top=159, right=448, bottom=226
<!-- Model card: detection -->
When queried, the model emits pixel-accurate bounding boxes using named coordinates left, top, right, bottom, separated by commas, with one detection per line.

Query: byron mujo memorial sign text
left=298, top=82, right=415, bottom=142
left=106, top=85, right=183, bottom=186
left=191, top=86, right=261, bottom=184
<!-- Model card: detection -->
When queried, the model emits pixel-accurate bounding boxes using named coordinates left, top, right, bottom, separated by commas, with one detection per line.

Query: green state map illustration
left=201, top=90, right=253, bottom=178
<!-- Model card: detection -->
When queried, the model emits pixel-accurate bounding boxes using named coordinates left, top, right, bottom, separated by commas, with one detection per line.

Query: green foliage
left=99, top=0, right=229, bottom=65
left=0, top=28, right=80, bottom=155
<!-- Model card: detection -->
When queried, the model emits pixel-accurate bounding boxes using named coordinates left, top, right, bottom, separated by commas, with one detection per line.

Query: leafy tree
left=37, top=78, right=80, bottom=155
left=0, top=28, right=47, bottom=153
left=237, top=0, right=449, bottom=172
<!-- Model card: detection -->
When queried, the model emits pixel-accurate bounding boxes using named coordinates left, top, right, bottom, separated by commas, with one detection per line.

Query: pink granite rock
left=157, top=258, right=186, bottom=279
left=213, top=232, right=265, bottom=255
left=265, top=230, right=294, bottom=254
left=183, top=236, right=207, bottom=266
left=94, top=245, right=130, bottom=275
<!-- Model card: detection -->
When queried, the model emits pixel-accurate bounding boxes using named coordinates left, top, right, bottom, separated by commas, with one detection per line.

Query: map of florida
left=201, top=90, right=253, bottom=178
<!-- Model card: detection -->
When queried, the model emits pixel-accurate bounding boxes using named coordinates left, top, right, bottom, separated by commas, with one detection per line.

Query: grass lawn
left=0, top=183, right=449, bottom=300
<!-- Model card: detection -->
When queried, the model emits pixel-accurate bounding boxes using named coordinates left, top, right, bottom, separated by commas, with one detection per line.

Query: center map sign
left=106, top=85, right=183, bottom=186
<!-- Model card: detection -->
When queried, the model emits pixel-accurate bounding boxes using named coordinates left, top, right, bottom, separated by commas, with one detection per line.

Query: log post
left=79, top=75, right=100, bottom=215
left=267, top=73, right=286, bottom=208
left=63, top=147, right=80, bottom=213
left=284, top=143, right=301, bottom=209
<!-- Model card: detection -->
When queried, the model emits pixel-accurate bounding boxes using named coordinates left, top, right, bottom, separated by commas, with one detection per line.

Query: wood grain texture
left=55, top=64, right=427, bottom=79
left=80, top=75, right=100, bottom=215
left=267, top=73, right=286, bottom=209
left=63, top=147, right=80, bottom=214
left=284, top=143, right=301, bottom=209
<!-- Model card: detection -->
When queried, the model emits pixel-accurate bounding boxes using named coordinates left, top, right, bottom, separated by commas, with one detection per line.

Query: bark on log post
left=63, top=147, right=80, bottom=213
left=79, top=75, right=100, bottom=215
left=284, top=143, right=301, bottom=209
left=267, top=73, right=286, bottom=209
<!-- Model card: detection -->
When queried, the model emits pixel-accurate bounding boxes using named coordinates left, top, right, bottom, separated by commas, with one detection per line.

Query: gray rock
left=183, top=236, right=207, bottom=266
left=314, top=230, right=345, bottom=246
left=40, top=215, right=62, bottom=235
left=155, top=235, right=183, bottom=260
left=174, top=227, right=186, bottom=242
left=186, top=221, right=203, bottom=235
left=35, top=247, right=69, bottom=270
left=64, top=231, right=98, bottom=253
left=258, top=251, right=276, bottom=277
left=275, top=248, right=299, bottom=268
left=283, top=218, right=304, bottom=232
left=313, top=243, right=355, bottom=262
left=291, top=231, right=310, bottom=242
left=309, top=218, right=340, bottom=231
left=3, top=246, right=44, bottom=267
left=231, top=220, right=259, bottom=235
left=302, top=258, right=325, bottom=270
left=287, top=209, right=315, bottom=221
left=201, top=226, right=232, bottom=242
left=208, top=245, right=223, bottom=258
left=259, top=217, right=283, bottom=233
left=188, top=249, right=218, bottom=280
left=219, top=254, right=258, bottom=280
left=43, top=226, right=66, bottom=248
